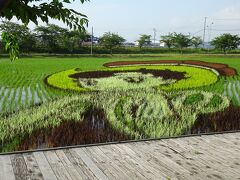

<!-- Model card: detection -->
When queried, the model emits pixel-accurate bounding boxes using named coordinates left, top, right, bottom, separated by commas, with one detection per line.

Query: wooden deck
left=0, top=132, right=240, bottom=180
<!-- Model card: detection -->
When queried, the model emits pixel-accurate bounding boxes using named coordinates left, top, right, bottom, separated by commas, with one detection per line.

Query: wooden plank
left=73, top=148, right=109, bottom=180
left=55, top=150, right=84, bottom=180
left=125, top=142, right=194, bottom=180
left=188, top=136, right=240, bottom=175
left=101, top=144, right=164, bottom=179
left=168, top=138, right=240, bottom=178
left=147, top=140, right=208, bottom=178
left=10, top=154, right=30, bottom=180
left=150, top=139, right=238, bottom=179
left=65, top=149, right=98, bottom=180
left=218, top=133, right=240, bottom=148
left=96, top=146, right=145, bottom=180
left=94, top=146, right=135, bottom=180
left=216, top=133, right=240, bottom=142
left=33, top=152, right=57, bottom=180
left=23, top=153, right=44, bottom=180
left=44, top=150, right=73, bottom=180
left=0, top=155, right=15, bottom=180
left=191, top=136, right=240, bottom=159
left=1, top=132, right=240, bottom=179
left=84, top=146, right=127, bottom=179
left=205, top=135, right=240, bottom=153
left=183, top=136, right=240, bottom=162
left=116, top=143, right=170, bottom=179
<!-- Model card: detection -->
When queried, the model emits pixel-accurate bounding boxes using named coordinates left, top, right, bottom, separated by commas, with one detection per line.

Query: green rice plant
left=0, top=88, right=230, bottom=152
left=1, top=88, right=12, bottom=112
left=17, top=86, right=24, bottom=109
left=30, top=86, right=35, bottom=105
left=0, top=55, right=240, bottom=115
left=172, top=91, right=229, bottom=115
left=8, top=88, right=17, bottom=112
left=36, top=84, right=43, bottom=103
left=47, top=65, right=218, bottom=92
left=184, top=93, right=204, bottom=106
left=24, top=86, right=29, bottom=107
left=0, top=95, right=91, bottom=151
left=39, top=84, right=51, bottom=101
left=47, top=69, right=87, bottom=92
left=78, top=72, right=174, bottom=91
left=92, top=89, right=229, bottom=138
left=207, top=94, right=223, bottom=108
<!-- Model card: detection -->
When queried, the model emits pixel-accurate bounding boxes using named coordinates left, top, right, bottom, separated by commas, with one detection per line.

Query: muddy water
left=17, top=109, right=131, bottom=151
left=0, top=85, right=50, bottom=114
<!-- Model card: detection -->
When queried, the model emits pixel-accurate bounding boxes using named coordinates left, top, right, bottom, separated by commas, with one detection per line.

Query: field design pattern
left=104, top=60, right=237, bottom=76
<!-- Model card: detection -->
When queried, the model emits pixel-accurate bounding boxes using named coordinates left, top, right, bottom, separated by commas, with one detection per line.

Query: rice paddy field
left=0, top=54, right=240, bottom=153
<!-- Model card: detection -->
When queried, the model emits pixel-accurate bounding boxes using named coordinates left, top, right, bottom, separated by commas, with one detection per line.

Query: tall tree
left=0, top=21, right=36, bottom=53
left=160, top=34, right=174, bottom=49
left=0, top=0, right=89, bottom=60
left=137, top=34, right=151, bottom=48
left=172, top=33, right=191, bottom=53
left=99, top=32, right=125, bottom=54
left=34, top=24, right=68, bottom=53
left=211, top=34, right=240, bottom=54
left=64, top=30, right=90, bottom=52
left=34, top=24, right=90, bottom=53
left=191, top=36, right=203, bottom=49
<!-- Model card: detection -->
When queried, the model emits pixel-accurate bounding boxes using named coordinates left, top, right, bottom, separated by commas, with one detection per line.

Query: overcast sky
left=29, top=0, right=240, bottom=42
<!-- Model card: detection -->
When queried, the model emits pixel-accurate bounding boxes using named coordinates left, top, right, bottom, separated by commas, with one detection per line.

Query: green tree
left=191, top=36, right=203, bottom=49
left=137, top=34, right=151, bottom=48
left=0, top=0, right=11, bottom=12
left=160, top=34, right=174, bottom=49
left=0, top=0, right=89, bottom=60
left=0, top=21, right=36, bottom=53
left=1, top=32, right=19, bottom=61
left=99, top=32, right=125, bottom=54
left=35, top=24, right=69, bottom=53
left=211, top=34, right=240, bottom=54
left=64, top=30, right=90, bottom=53
left=0, top=0, right=88, bottom=31
left=172, top=33, right=191, bottom=53
left=34, top=24, right=90, bottom=53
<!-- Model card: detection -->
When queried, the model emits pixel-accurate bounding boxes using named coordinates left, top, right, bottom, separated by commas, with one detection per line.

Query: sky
left=28, top=0, right=240, bottom=42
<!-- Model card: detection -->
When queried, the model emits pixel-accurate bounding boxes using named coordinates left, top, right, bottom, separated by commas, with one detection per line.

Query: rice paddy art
left=0, top=58, right=239, bottom=153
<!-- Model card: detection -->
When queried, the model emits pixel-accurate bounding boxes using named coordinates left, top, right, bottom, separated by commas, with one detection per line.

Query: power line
left=192, top=29, right=204, bottom=36
left=211, top=28, right=240, bottom=32
left=208, top=22, right=214, bottom=44
left=211, top=18, right=240, bottom=21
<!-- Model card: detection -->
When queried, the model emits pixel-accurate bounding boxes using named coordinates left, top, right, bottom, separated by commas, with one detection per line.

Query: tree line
left=0, top=21, right=91, bottom=54
left=1, top=21, right=240, bottom=60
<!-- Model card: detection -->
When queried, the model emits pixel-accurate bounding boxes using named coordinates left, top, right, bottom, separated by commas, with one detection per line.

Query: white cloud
left=214, top=7, right=240, bottom=19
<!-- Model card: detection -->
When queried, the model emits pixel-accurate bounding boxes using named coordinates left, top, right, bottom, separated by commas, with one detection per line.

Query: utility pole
left=208, top=22, right=214, bottom=52
left=202, top=17, right=207, bottom=48
left=153, top=28, right=157, bottom=45
left=91, top=26, right=93, bottom=55
left=208, top=22, right=214, bottom=42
